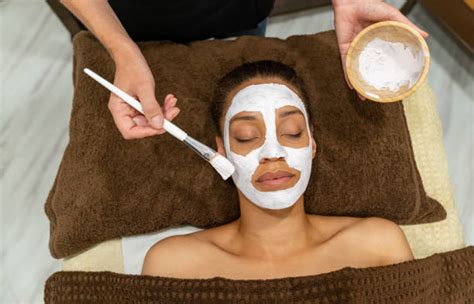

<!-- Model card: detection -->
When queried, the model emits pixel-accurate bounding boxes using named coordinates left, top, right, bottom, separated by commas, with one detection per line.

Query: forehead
left=225, top=83, right=307, bottom=121
left=230, top=105, right=305, bottom=124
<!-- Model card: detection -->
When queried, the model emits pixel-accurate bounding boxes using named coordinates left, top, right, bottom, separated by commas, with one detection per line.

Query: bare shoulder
left=141, top=232, right=213, bottom=277
left=308, top=214, right=363, bottom=237
left=344, top=217, right=415, bottom=265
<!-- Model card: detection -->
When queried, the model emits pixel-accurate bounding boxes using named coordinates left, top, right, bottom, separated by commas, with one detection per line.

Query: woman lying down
left=141, top=60, right=414, bottom=279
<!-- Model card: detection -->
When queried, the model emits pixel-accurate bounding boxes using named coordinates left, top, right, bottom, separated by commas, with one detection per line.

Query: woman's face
left=216, top=76, right=316, bottom=210
left=229, top=105, right=309, bottom=192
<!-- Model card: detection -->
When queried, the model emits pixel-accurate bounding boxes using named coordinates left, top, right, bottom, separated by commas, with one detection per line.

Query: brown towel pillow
left=45, top=30, right=446, bottom=259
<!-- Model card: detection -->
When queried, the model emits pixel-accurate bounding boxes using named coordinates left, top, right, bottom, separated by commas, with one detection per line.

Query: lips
left=256, top=170, right=295, bottom=183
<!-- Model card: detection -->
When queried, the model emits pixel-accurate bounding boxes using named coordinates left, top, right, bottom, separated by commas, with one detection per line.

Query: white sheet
left=122, top=225, right=204, bottom=274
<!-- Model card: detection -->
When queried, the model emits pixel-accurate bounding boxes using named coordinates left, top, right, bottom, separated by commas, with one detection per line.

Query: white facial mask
left=223, top=83, right=313, bottom=210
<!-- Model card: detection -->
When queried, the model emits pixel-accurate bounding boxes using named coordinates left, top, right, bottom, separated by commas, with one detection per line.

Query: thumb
left=381, top=3, right=429, bottom=38
left=138, top=85, right=164, bottom=129
left=341, top=53, right=354, bottom=90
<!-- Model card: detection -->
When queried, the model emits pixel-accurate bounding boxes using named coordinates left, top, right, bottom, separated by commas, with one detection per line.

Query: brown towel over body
left=45, top=246, right=473, bottom=303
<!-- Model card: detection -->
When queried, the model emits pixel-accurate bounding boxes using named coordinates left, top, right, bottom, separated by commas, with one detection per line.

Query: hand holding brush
left=83, top=68, right=235, bottom=180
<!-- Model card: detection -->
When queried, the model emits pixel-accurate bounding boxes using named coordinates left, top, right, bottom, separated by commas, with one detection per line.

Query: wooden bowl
left=346, top=21, right=430, bottom=103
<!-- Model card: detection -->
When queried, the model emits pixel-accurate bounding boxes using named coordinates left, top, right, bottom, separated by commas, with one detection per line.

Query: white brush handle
left=83, top=68, right=188, bottom=141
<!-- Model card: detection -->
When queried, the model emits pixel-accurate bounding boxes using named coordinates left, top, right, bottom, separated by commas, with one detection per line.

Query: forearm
left=332, top=0, right=354, bottom=8
left=59, top=0, right=141, bottom=62
left=332, top=0, right=377, bottom=7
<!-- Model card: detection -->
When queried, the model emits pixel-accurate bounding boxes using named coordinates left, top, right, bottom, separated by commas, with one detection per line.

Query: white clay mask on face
left=223, top=83, right=313, bottom=210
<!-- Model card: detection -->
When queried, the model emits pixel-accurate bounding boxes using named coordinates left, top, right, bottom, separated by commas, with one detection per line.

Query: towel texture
left=45, top=246, right=473, bottom=303
left=44, top=30, right=445, bottom=259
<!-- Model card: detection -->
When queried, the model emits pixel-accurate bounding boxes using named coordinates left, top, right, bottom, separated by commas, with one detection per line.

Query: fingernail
left=151, top=115, right=163, bottom=128
left=172, top=108, right=180, bottom=119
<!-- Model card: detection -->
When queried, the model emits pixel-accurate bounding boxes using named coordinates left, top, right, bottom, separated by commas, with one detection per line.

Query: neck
left=233, top=191, right=319, bottom=260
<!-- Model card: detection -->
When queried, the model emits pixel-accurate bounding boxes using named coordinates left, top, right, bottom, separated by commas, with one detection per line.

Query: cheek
left=278, top=129, right=310, bottom=148
left=285, top=145, right=313, bottom=171
left=229, top=148, right=262, bottom=183
left=230, top=137, right=265, bottom=156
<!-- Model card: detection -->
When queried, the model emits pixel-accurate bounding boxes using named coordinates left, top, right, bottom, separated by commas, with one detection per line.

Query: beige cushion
left=399, top=81, right=465, bottom=258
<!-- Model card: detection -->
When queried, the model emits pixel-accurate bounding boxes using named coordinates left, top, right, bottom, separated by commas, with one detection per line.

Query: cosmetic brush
left=83, top=68, right=235, bottom=180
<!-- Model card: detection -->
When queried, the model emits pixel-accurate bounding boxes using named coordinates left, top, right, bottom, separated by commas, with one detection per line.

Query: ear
left=215, top=135, right=227, bottom=157
left=310, top=125, right=317, bottom=159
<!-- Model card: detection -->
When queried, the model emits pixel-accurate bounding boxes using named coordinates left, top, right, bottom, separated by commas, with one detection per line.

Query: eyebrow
left=229, top=109, right=304, bottom=124
left=229, top=114, right=258, bottom=124
left=279, top=109, right=304, bottom=119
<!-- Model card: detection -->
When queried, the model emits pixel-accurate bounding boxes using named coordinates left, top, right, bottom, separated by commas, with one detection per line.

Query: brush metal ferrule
left=183, top=136, right=216, bottom=161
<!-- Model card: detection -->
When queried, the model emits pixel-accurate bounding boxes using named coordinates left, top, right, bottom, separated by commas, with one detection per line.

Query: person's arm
left=332, top=0, right=429, bottom=100
left=60, top=0, right=179, bottom=139
left=60, top=0, right=133, bottom=61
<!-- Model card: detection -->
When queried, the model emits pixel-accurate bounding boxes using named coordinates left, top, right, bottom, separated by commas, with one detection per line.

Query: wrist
left=108, top=38, right=143, bottom=63
left=332, top=0, right=352, bottom=8
left=333, top=0, right=380, bottom=7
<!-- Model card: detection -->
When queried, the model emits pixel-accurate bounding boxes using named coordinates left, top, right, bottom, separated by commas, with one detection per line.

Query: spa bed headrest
left=45, top=30, right=446, bottom=259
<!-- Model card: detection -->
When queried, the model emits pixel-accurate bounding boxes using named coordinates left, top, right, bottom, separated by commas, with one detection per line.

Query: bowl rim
left=345, top=20, right=431, bottom=103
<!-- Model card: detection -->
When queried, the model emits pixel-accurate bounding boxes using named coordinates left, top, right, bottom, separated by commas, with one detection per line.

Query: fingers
left=128, top=102, right=180, bottom=139
left=138, top=84, right=164, bottom=129
left=109, top=94, right=139, bottom=132
left=126, top=112, right=167, bottom=139
left=164, top=107, right=180, bottom=121
left=377, top=3, right=429, bottom=38
left=342, top=57, right=354, bottom=90
left=109, top=94, right=159, bottom=139
left=163, top=94, right=177, bottom=110
left=108, top=91, right=182, bottom=140
left=161, top=94, right=180, bottom=121
left=389, top=9, right=429, bottom=38
left=132, top=105, right=180, bottom=126
left=131, top=115, right=149, bottom=126
left=127, top=124, right=166, bottom=139
left=137, top=93, right=179, bottom=121
left=337, top=42, right=354, bottom=90
left=357, top=92, right=366, bottom=101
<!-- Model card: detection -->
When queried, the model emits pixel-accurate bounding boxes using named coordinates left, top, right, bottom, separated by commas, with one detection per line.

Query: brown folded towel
left=44, top=246, right=473, bottom=303
left=44, top=30, right=446, bottom=259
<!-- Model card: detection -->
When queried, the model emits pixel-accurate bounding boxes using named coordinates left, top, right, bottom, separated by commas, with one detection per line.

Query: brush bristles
left=210, top=154, right=235, bottom=180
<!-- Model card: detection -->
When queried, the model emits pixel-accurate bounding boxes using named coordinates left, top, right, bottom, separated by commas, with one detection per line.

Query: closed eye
left=235, top=137, right=258, bottom=143
left=283, top=131, right=303, bottom=138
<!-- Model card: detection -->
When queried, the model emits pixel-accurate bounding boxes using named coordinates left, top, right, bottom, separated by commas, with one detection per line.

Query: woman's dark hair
left=211, top=60, right=313, bottom=135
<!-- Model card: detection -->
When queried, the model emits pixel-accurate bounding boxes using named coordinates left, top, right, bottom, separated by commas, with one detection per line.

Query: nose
left=258, top=141, right=288, bottom=162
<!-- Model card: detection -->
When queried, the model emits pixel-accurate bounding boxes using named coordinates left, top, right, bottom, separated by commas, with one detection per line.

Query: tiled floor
left=2, top=1, right=472, bottom=303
